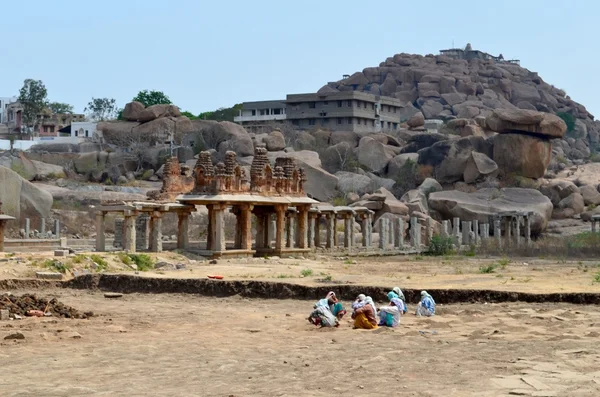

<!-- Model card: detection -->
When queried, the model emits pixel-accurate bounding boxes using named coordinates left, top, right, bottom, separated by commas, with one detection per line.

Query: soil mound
left=0, top=293, right=89, bottom=319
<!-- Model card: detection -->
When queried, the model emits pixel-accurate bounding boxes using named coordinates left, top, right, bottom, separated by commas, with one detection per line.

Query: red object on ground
left=207, top=275, right=224, bottom=279
left=26, top=310, right=45, bottom=317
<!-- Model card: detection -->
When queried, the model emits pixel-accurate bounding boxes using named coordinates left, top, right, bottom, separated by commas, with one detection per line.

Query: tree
left=181, top=111, right=199, bottom=120
left=47, top=102, right=73, bottom=114
left=132, top=90, right=172, bottom=107
left=18, top=79, right=48, bottom=134
left=84, top=97, right=118, bottom=121
left=102, top=127, right=153, bottom=172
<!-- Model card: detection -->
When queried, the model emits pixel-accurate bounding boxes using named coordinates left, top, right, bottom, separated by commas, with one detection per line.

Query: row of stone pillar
left=306, top=211, right=372, bottom=250
left=96, top=210, right=191, bottom=253
left=440, top=216, right=531, bottom=247
left=23, top=218, right=60, bottom=239
left=590, top=215, right=600, bottom=233
left=377, top=217, right=428, bottom=250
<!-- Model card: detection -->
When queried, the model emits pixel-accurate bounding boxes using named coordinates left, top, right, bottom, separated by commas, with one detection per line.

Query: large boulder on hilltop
left=330, top=131, right=359, bottom=147
left=399, top=132, right=449, bottom=154
left=463, top=151, right=498, bottom=184
left=357, top=136, right=396, bottom=172
left=539, top=179, right=580, bottom=206
left=386, top=153, right=419, bottom=178
left=492, top=133, right=551, bottom=179
left=335, top=172, right=373, bottom=195
left=262, top=130, right=286, bottom=151
left=579, top=185, right=600, bottom=206
left=137, top=104, right=181, bottom=123
left=321, top=142, right=355, bottom=173
left=122, top=101, right=145, bottom=121
left=407, top=112, right=425, bottom=128
left=132, top=116, right=194, bottom=142
left=418, top=136, right=493, bottom=184
left=428, top=188, right=553, bottom=235
left=558, top=193, right=585, bottom=215
left=486, top=108, right=567, bottom=139
left=184, top=120, right=254, bottom=158
left=0, top=166, right=53, bottom=223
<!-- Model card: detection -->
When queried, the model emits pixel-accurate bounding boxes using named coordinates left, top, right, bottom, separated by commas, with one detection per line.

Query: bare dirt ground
left=1, top=289, right=599, bottom=397
left=3, top=251, right=600, bottom=294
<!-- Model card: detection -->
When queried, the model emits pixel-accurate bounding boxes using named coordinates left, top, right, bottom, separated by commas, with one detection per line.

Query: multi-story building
left=285, top=91, right=404, bottom=133
left=233, top=100, right=287, bottom=133
left=4, top=102, right=84, bottom=136
left=0, top=96, right=17, bottom=123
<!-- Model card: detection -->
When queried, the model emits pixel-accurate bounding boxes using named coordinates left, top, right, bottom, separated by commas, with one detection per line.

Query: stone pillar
left=308, top=213, right=317, bottom=249
left=344, top=214, right=353, bottom=249
left=255, top=213, right=265, bottom=249
left=54, top=220, right=60, bottom=238
left=410, top=217, right=418, bottom=248
left=388, top=219, right=395, bottom=249
left=114, top=218, right=124, bottom=248
left=149, top=212, right=163, bottom=253
left=207, top=205, right=214, bottom=251
left=426, top=217, right=433, bottom=246
left=239, top=205, right=253, bottom=250
left=504, top=217, right=512, bottom=247
left=268, top=217, right=275, bottom=248
left=592, top=220, right=597, bottom=233
left=213, top=205, right=226, bottom=252
left=297, top=206, right=308, bottom=249
left=40, top=218, right=46, bottom=235
left=379, top=218, right=388, bottom=249
left=285, top=212, right=295, bottom=249
left=233, top=208, right=242, bottom=249
left=136, top=214, right=150, bottom=251
left=326, top=214, right=335, bottom=249
left=494, top=219, right=502, bottom=247
left=395, top=218, right=404, bottom=249
left=24, top=218, right=30, bottom=239
left=332, top=216, right=339, bottom=247
left=414, top=221, right=422, bottom=248
left=441, top=220, right=449, bottom=237
left=366, top=214, right=373, bottom=248
left=177, top=213, right=190, bottom=250
left=275, top=206, right=286, bottom=251
left=452, top=218, right=461, bottom=247
left=0, top=221, right=5, bottom=252
left=95, top=212, right=106, bottom=252
left=123, top=212, right=137, bottom=253
left=314, top=215, right=322, bottom=248
left=479, top=223, right=486, bottom=241
left=473, top=220, right=479, bottom=244
left=524, top=216, right=531, bottom=245
left=461, top=221, right=471, bottom=246
left=515, top=216, right=522, bottom=246
left=361, top=215, right=369, bottom=248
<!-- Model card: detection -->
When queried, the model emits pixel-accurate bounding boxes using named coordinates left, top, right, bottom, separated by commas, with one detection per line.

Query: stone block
left=35, top=271, right=63, bottom=280
left=0, top=309, right=9, bottom=321
left=54, top=250, right=69, bottom=257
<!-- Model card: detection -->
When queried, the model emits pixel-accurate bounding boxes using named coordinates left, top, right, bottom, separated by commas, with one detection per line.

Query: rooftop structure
left=285, top=91, right=405, bottom=133
left=233, top=100, right=286, bottom=133
left=439, top=43, right=520, bottom=65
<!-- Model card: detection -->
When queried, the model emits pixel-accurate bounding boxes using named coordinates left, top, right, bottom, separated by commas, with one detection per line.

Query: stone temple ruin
left=94, top=147, right=537, bottom=258
left=0, top=202, right=16, bottom=252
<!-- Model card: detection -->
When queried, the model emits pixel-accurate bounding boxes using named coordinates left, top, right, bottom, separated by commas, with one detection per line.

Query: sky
left=2, top=0, right=599, bottom=118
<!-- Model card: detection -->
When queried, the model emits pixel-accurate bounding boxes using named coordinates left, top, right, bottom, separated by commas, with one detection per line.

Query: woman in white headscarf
left=308, top=291, right=346, bottom=327
left=415, top=290, right=436, bottom=317
left=391, top=287, right=408, bottom=314
left=351, top=294, right=378, bottom=329
left=379, top=291, right=405, bottom=327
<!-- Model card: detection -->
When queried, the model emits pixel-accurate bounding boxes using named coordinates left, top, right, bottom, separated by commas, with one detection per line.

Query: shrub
left=557, top=112, right=576, bottom=134
left=44, top=259, right=71, bottom=274
left=72, top=254, right=87, bottom=264
left=497, top=257, right=510, bottom=269
left=393, top=159, right=420, bottom=197
left=479, top=264, right=498, bottom=274
left=90, top=254, right=108, bottom=272
left=127, top=254, right=154, bottom=271
left=300, top=269, right=313, bottom=277
left=117, top=252, right=133, bottom=265
left=427, top=235, right=454, bottom=256
left=464, top=245, right=477, bottom=257
left=594, top=272, right=600, bottom=283
left=330, top=195, right=348, bottom=207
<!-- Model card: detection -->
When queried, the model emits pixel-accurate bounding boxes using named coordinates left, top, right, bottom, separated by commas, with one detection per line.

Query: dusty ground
left=2, top=251, right=600, bottom=294
left=0, top=289, right=599, bottom=397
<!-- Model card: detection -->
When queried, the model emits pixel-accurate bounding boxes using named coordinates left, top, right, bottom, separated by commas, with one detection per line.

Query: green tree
left=84, top=97, right=118, bottom=121
left=47, top=102, right=74, bottom=114
left=557, top=111, right=576, bottom=133
left=18, top=79, right=48, bottom=134
left=198, top=103, right=242, bottom=122
left=132, top=90, right=172, bottom=107
left=181, top=111, right=199, bottom=120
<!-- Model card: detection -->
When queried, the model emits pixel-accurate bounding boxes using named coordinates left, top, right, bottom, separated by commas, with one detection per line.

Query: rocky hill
left=319, top=51, right=599, bottom=148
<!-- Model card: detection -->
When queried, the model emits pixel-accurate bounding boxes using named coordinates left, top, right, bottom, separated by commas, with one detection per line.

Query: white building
left=234, top=100, right=287, bottom=133
left=70, top=121, right=98, bottom=139
left=0, top=96, right=17, bottom=124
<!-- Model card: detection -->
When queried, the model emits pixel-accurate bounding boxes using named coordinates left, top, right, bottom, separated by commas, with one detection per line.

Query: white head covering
left=392, top=287, right=406, bottom=302
left=365, top=296, right=377, bottom=321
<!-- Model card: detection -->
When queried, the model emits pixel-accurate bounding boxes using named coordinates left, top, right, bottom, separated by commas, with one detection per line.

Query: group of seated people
left=307, top=288, right=436, bottom=329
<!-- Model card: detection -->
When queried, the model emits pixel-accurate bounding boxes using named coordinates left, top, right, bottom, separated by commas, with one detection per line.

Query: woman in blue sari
left=415, top=290, right=435, bottom=317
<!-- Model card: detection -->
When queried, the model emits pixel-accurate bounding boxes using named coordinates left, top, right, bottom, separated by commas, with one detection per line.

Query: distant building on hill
left=439, top=43, right=520, bottom=65
left=233, top=100, right=287, bottom=133
left=0, top=96, right=17, bottom=123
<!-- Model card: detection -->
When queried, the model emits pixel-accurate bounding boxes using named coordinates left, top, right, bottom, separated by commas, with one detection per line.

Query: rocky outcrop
left=539, top=179, right=580, bottom=207
left=122, top=101, right=145, bottom=121
left=579, top=185, right=600, bottom=206
left=407, top=112, right=425, bottom=128
left=0, top=166, right=53, bottom=223
left=357, top=136, right=396, bottom=172
left=262, top=130, right=286, bottom=151
left=137, top=104, right=181, bottom=123
left=428, top=187, right=553, bottom=235
left=486, top=108, right=567, bottom=139
left=463, top=151, right=498, bottom=183
left=183, top=120, right=254, bottom=158
left=492, top=134, right=552, bottom=179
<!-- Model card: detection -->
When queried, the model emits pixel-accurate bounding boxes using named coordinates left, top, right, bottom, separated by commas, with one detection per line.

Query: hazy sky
left=2, top=0, right=598, bottom=117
